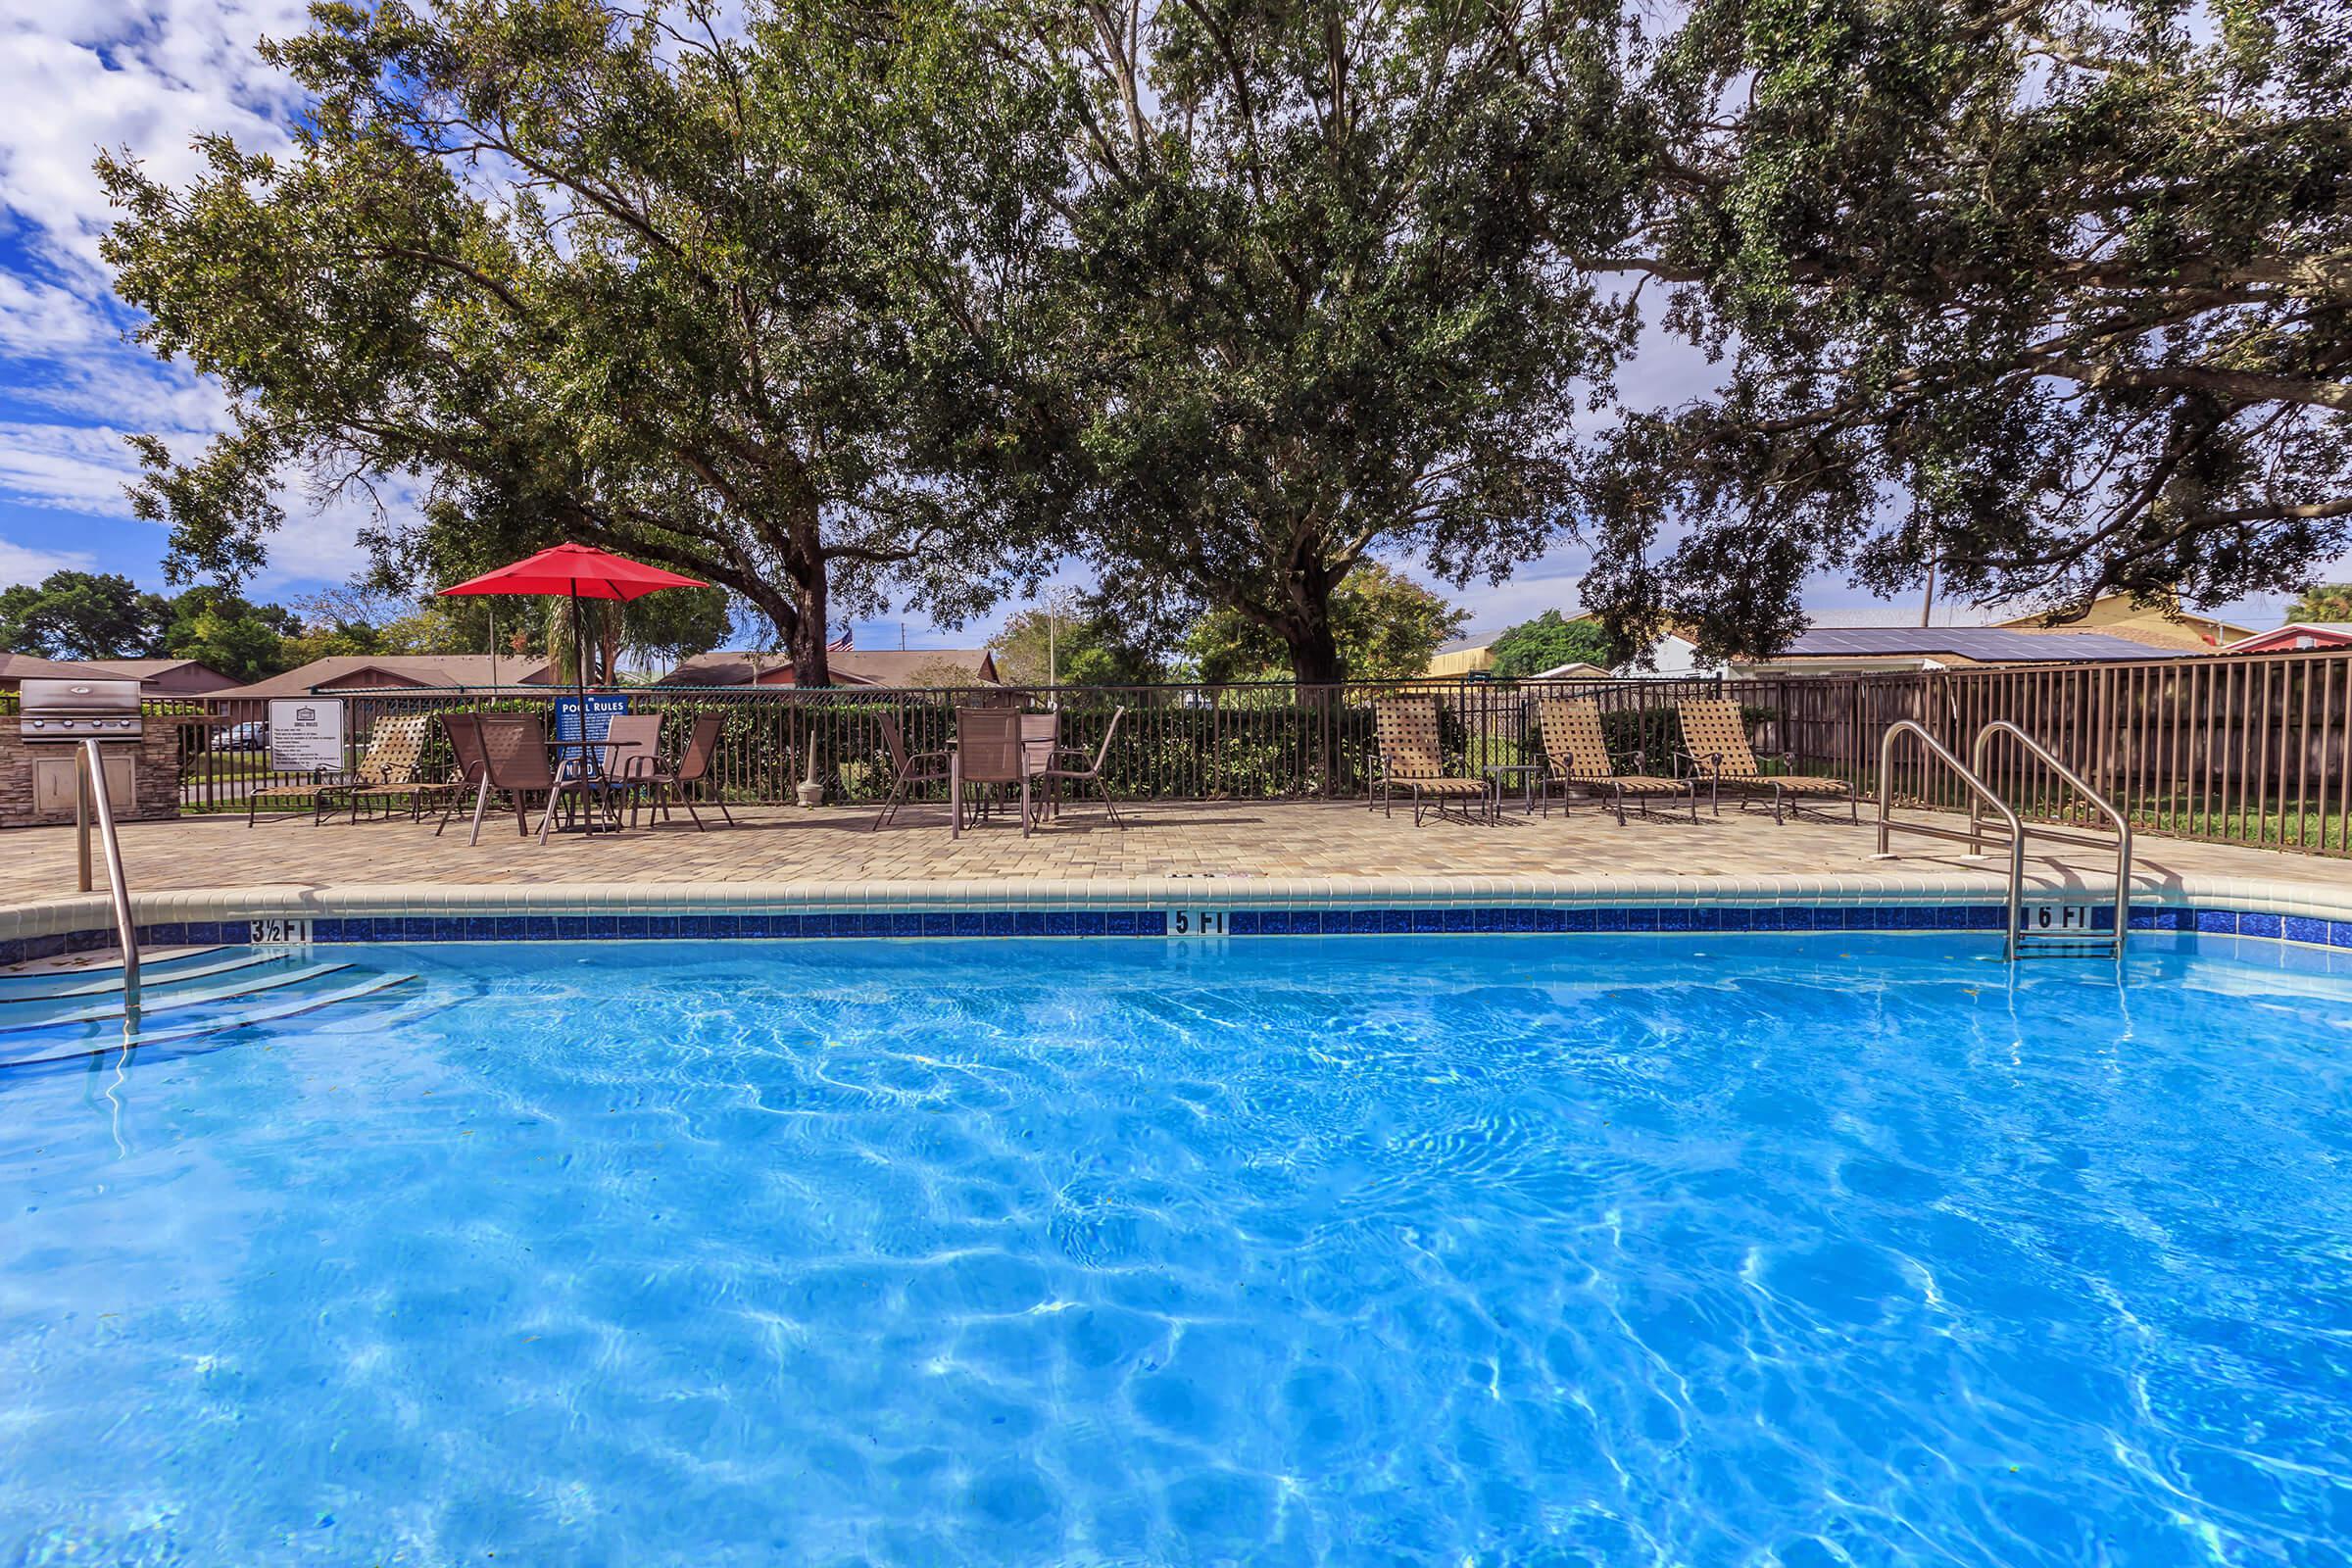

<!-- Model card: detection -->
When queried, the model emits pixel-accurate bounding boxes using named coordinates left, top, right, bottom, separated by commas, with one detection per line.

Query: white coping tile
left=9, top=869, right=2352, bottom=941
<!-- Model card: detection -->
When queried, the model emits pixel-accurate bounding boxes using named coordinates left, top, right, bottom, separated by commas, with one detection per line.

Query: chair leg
left=873, top=773, right=903, bottom=832
left=466, top=779, right=495, bottom=847
left=1099, top=779, right=1123, bottom=828
left=711, top=784, right=734, bottom=826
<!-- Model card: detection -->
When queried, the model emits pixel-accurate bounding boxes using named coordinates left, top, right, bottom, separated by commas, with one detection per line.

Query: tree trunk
left=1278, top=573, right=1344, bottom=690
left=1279, top=569, right=1345, bottom=796
left=788, top=564, right=831, bottom=688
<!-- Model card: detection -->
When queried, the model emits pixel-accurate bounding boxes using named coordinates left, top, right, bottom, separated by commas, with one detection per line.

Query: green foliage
left=275, top=618, right=385, bottom=669
left=1489, top=611, right=1616, bottom=678
left=1022, top=0, right=1644, bottom=683
left=0, top=571, right=166, bottom=660
left=1180, top=565, right=1471, bottom=683
left=1581, top=0, right=2352, bottom=662
left=2287, top=584, right=2352, bottom=622
left=992, top=598, right=1167, bottom=687
left=160, top=586, right=303, bottom=683
left=99, top=0, right=1068, bottom=687
left=622, top=588, right=732, bottom=675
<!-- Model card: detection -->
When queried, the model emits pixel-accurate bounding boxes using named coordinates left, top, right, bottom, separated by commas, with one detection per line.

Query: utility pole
left=1919, top=557, right=1937, bottom=627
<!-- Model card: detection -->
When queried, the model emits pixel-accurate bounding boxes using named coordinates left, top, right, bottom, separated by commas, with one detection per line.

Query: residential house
left=1423, top=620, right=1718, bottom=679
left=204, top=654, right=558, bottom=709
left=1424, top=634, right=1501, bottom=677
left=75, top=657, right=240, bottom=696
left=1986, top=592, right=2258, bottom=653
left=1729, top=627, right=2185, bottom=678
left=656, top=649, right=1001, bottom=688
left=0, top=653, right=126, bottom=692
left=2226, top=623, right=2352, bottom=655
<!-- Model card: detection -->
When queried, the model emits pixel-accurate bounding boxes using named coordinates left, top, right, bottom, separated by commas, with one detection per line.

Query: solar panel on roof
left=1780, top=628, right=2177, bottom=660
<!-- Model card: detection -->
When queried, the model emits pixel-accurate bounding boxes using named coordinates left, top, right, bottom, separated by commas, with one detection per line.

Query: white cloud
left=0, top=533, right=97, bottom=581
left=0, top=419, right=143, bottom=514
left=0, top=1, right=308, bottom=279
left=0, top=0, right=313, bottom=581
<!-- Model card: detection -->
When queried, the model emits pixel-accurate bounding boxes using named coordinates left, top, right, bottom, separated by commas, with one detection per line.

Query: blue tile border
left=7, top=902, right=2352, bottom=967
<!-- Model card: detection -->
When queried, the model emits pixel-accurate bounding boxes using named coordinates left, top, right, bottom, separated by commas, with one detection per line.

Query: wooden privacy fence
left=166, top=651, right=2352, bottom=856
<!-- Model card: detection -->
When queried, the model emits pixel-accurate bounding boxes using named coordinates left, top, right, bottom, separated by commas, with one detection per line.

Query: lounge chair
left=1370, top=695, right=1494, bottom=825
left=951, top=707, right=1034, bottom=838
left=258, top=711, right=450, bottom=826
left=628, top=712, right=733, bottom=829
left=1037, top=707, right=1127, bottom=825
left=871, top=712, right=952, bottom=830
left=1675, top=698, right=1857, bottom=824
left=1534, top=699, right=1698, bottom=825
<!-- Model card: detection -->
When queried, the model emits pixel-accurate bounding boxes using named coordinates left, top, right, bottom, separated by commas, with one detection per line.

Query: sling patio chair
left=1370, top=694, right=1494, bottom=825
left=1036, top=707, right=1127, bottom=826
left=870, top=711, right=952, bottom=831
left=434, top=712, right=490, bottom=838
left=540, top=711, right=662, bottom=829
left=1675, top=698, right=1857, bottom=824
left=627, top=711, right=734, bottom=830
left=950, top=706, right=1036, bottom=838
left=447, top=711, right=604, bottom=845
left=1534, top=699, right=1698, bottom=825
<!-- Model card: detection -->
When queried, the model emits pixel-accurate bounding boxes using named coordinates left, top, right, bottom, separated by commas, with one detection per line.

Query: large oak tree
left=1578, top=0, right=2352, bottom=661
left=102, top=0, right=1067, bottom=685
left=1008, top=0, right=1649, bottom=684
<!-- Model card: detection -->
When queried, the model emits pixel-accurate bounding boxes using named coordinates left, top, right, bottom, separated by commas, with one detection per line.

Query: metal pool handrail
left=1875, top=720, right=2029, bottom=960
left=1969, top=719, right=2132, bottom=955
left=74, top=739, right=141, bottom=1023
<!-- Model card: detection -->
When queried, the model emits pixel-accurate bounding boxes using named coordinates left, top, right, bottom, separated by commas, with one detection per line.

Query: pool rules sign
left=268, top=698, right=346, bottom=774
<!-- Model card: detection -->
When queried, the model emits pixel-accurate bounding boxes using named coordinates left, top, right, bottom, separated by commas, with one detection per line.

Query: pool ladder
left=1874, top=720, right=2132, bottom=961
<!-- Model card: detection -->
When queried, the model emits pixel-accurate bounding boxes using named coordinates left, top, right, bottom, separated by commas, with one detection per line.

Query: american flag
left=826, top=622, right=854, bottom=651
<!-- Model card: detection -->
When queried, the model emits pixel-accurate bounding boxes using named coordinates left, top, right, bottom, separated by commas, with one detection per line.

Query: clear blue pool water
left=5, top=933, right=2352, bottom=1565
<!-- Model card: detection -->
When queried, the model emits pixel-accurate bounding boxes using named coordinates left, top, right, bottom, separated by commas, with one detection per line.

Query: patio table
left=540, top=739, right=646, bottom=837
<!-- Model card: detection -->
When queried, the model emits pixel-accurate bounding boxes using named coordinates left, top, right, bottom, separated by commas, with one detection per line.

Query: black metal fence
left=173, top=675, right=1731, bottom=814
left=162, top=650, right=2352, bottom=857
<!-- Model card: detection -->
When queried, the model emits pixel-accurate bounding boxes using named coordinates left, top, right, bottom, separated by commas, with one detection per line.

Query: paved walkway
left=2, top=797, right=2340, bottom=906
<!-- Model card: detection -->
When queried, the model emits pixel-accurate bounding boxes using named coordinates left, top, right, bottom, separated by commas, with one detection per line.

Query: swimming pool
left=5, top=934, right=2349, bottom=1564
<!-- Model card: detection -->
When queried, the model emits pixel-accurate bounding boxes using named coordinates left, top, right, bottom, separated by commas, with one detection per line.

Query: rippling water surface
left=5, top=933, right=2352, bottom=1565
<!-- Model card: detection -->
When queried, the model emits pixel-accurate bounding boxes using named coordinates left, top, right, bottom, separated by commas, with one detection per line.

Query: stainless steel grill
left=17, top=677, right=144, bottom=743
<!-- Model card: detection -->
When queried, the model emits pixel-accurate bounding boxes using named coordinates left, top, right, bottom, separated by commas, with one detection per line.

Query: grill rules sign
left=268, top=698, right=347, bottom=773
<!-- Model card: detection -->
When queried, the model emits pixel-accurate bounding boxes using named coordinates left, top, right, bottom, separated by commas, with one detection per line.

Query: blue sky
left=0, top=3, right=2319, bottom=650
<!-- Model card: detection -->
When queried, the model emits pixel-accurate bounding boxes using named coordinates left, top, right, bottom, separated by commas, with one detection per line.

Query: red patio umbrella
left=438, top=541, right=710, bottom=720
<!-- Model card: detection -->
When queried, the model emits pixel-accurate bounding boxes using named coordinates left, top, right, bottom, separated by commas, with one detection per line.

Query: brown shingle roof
left=656, top=649, right=1001, bottom=687
left=0, top=653, right=124, bottom=688
left=205, top=654, right=557, bottom=703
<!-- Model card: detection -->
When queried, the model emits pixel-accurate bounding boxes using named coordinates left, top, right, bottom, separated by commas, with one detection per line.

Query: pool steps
left=0, top=959, right=359, bottom=1033
left=0, top=970, right=418, bottom=1068
left=1, top=949, right=288, bottom=1002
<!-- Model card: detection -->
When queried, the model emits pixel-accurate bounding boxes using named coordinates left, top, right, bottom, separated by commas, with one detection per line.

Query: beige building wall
left=1424, top=644, right=1495, bottom=677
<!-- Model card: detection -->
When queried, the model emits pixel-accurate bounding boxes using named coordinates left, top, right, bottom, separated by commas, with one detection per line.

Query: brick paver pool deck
left=3, top=797, right=2343, bottom=935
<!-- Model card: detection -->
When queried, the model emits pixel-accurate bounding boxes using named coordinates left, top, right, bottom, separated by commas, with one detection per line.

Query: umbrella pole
left=571, top=585, right=589, bottom=831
